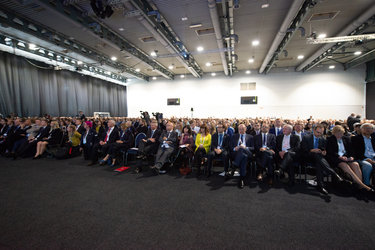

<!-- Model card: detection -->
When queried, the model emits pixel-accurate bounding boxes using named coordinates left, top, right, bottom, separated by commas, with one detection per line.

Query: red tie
left=104, top=128, right=110, bottom=142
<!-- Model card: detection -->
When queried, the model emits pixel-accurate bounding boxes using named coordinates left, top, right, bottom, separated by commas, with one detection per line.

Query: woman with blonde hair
left=194, top=124, right=211, bottom=176
left=33, top=121, right=63, bottom=159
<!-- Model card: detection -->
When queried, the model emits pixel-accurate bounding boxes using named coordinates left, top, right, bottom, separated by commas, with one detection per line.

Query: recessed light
left=17, top=42, right=25, bottom=47
left=206, top=62, right=212, bottom=67
left=135, top=68, right=140, bottom=72
left=261, top=3, right=269, bottom=8
left=211, top=72, right=216, bottom=76
left=197, top=46, right=204, bottom=52
left=252, top=40, right=259, bottom=46
left=297, top=55, right=304, bottom=60
left=118, top=27, right=124, bottom=31
left=245, top=70, right=251, bottom=74
left=77, top=61, right=83, bottom=65
left=111, top=56, right=117, bottom=61
left=181, top=17, right=188, bottom=21
left=150, top=51, right=157, bottom=57
left=4, top=37, right=11, bottom=42
left=152, top=76, right=157, bottom=80
left=29, top=43, right=37, bottom=50
left=168, top=64, right=174, bottom=70
left=180, top=74, right=185, bottom=78
left=127, top=79, right=131, bottom=82
left=248, top=58, right=254, bottom=63
left=318, top=33, right=327, bottom=39
left=329, top=65, right=335, bottom=69
left=354, top=51, right=362, bottom=56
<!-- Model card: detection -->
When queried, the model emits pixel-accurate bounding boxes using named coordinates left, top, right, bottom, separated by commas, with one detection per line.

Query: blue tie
left=263, top=134, right=266, bottom=146
left=218, top=134, right=223, bottom=147
left=314, top=137, right=319, bottom=149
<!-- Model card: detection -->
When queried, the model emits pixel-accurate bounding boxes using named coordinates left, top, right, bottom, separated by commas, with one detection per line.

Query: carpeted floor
left=0, top=156, right=374, bottom=250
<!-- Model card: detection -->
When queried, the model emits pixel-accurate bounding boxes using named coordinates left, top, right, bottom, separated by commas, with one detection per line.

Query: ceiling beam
left=296, top=4, right=375, bottom=72
left=263, top=0, right=317, bottom=74
left=36, top=0, right=174, bottom=80
left=129, top=0, right=203, bottom=78
left=344, top=48, right=375, bottom=70
left=0, top=6, right=149, bottom=81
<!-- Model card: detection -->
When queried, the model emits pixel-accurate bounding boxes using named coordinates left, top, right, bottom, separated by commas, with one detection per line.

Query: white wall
left=127, top=66, right=366, bottom=119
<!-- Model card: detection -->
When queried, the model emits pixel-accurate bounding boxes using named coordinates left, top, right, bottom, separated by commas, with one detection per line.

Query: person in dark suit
left=207, top=122, right=230, bottom=178
left=326, top=125, right=373, bottom=192
left=254, top=123, right=276, bottom=186
left=8, top=119, right=32, bottom=158
left=99, top=121, right=134, bottom=167
left=135, top=120, right=161, bottom=173
left=250, top=122, right=261, bottom=137
left=269, top=118, right=283, bottom=136
left=17, top=119, right=51, bottom=158
left=79, top=111, right=86, bottom=121
left=230, top=124, right=254, bottom=189
left=33, top=121, right=63, bottom=159
left=0, top=119, right=15, bottom=153
left=74, top=118, right=86, bottom=135
left=88, top=119, right=120, bottom=166
left=135, top=119, right=148, bottom=136
left=150, top=121, right=178, bottom=174
left=276, top=124, right=300, bottom=186
left=292, top=122, right=305, bottom=142
left=351, top=123, right=375, bottom=187
left=300, top=124, right=343, bottom=195
left=80, top=121, right=97, bottom=160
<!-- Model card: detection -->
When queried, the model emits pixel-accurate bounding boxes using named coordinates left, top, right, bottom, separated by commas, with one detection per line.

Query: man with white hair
left=352, top=123, right=375, bottom=186
left=88, top=119, right=119, bottom=166
left=276, top=124, right=300, bottom=186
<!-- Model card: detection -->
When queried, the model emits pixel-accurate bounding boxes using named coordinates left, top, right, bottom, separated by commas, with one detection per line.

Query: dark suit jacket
left=35, top=126, right=51, bottom=141
left=76, top=124, right=85, bottom=135
left=119, top=129, right=134, bottom=148
left=0, top=124, right=9, bottom=136
left=351, top=135, right=375, bottom=160
left=250, top=129, right=261, bottom=137
left=276, top=134, right=300, bottom=153
left=300, top=134, right=326, bottom=159
left=100, top=127, right=120, bottom=144
left=326, top=135, right=353, bottom=166
left=46, top=128, right=63, bottom=145
left=159, top=130, right=178, bottom=149
left=80, top=128, right=97, bottom=148
left=230, top=133, right=254, bottom=152
left=254, top=133, right=276, bottom=157
left=269, top=127, right=283, bottom=136
left=146, top=128, right=161, bottom=141
left=210, top=133, right=230, bottom=152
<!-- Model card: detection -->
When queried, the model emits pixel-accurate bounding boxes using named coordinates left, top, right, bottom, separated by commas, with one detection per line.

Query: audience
left=0, top=112, right=374, bottom=198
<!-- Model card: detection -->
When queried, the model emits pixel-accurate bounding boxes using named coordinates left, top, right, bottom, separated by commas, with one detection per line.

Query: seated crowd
left=0, top=112, right=374, bottom=196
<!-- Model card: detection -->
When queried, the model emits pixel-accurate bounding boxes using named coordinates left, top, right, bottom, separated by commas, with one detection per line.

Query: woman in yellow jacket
left=194, top=124, right=211, bottom=176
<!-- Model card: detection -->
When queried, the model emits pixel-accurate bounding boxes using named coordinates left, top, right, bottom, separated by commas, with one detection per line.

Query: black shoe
left=134, top=167, right=142, bottom=174
left=238, top=180, right=245, bottom=189
left=317, top=186, right=328, bottom=195
left=87, top=161, right=96, bottom=166
left=224, top=171, right=231, bottom=181
left=288, top=180, right=295, bottom=187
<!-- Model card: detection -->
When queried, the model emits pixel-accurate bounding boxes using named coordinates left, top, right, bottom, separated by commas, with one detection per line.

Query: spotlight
left=354, top=51, right=362, bottom=56
left=111, top=56, right=117, bottom=61
left=329, top=65, right=335, bottom=69
left=211, top=72, right=216, bottom=76
left=252, top=40, right=259, bottom=46
left=297, top=55, right=304, bottom=60
left=245, top=70, right=251, bottom=74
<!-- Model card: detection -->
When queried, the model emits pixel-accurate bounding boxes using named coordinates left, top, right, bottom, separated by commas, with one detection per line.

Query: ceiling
left=0, top=0, right=374, bottom=82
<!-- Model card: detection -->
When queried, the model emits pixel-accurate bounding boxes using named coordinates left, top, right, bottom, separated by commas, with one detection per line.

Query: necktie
left=314, top=137, right=319, bottom=149
left=167, top=132, right=170, bottom=138
left=263, top=133, right=266, bottom=146
left=219, top=134, right=223, bottom=147
left=151, top=130, right=154, bottom=138
left=104, top=128, right=110, bottom=142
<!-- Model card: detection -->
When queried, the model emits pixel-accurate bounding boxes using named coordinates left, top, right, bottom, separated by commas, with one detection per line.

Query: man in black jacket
left=300, top=124, right=343, bottom=195
left=276, top=124, right=300, bottom=186
left=206, top=122, right=230, bottom=178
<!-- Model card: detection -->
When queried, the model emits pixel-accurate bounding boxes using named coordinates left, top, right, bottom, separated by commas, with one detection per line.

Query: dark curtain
left=366, top=59, right=375, bottom=82
left=0, top=52, right=127, bottom=117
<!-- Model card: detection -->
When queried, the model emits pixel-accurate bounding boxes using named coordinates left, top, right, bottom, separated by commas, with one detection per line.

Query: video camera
left=152, top=112, right=163, bottom=123
left=140, top=111, right=151, bottom=126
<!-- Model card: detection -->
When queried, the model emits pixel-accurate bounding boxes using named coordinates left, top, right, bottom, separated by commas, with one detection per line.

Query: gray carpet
left=0, top=156, right=374, bottom=250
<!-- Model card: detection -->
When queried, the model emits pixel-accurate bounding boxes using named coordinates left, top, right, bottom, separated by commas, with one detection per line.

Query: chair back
left=134, top=133, right=146, bottom=147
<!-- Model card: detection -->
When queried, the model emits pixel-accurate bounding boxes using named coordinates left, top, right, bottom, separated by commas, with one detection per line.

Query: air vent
left=240, top=82, right=256, bottom=91
left=308, top=11, right=339, bottom=22
left=195, top=27, right=215, bottom=36
left=139, top=36, right=156, bottom=43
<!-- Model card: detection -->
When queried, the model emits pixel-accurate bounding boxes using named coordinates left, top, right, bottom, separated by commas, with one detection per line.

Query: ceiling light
left=106, top=71, right=111, bottom=75
left=197, top=46, right=204, bottom=52
left=297, top=55, right=304, bottom=60
left=127, top=79, right=131, bottom=82
left=168, top=64, right=174, bottom=70
left=329, top=65, right=335, bottom=69
left=261, top=3, right=269, bottom=8
left=318, top=33, right=327, bottom=39
left=118, top=27, right=124, bottom=31
left=252, top=40, right=260, bottom=46
left=77, top=61, right=83, bottom=65
left=180, top=74, right=185, bottom=78
left=38, top=49, right=45, bottom=54
left=17, top=42, right=25, bottom=47
left=48, top=52, right=54, bottom=57
left=181, top=17, right=188, bottom=21
left=111, top=56, right=117, bottom=61
left=4, top=37, right=11, bottom=42
left=150, top=51, right=157, bottom=57
left=189, top=23, right=202, bottom=28
left=211, top=72, right=216, bottom=76
left=354, top=51, right=362, bottom=56
left=135, top=68, right=140, bottom=72
left=248, top=58, right=254, bottom=63
left=152, top=76, right=157, bottom=80
left=245, top=70, right=251, bottom=74
left=206, top=62, right=212, bottom=67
